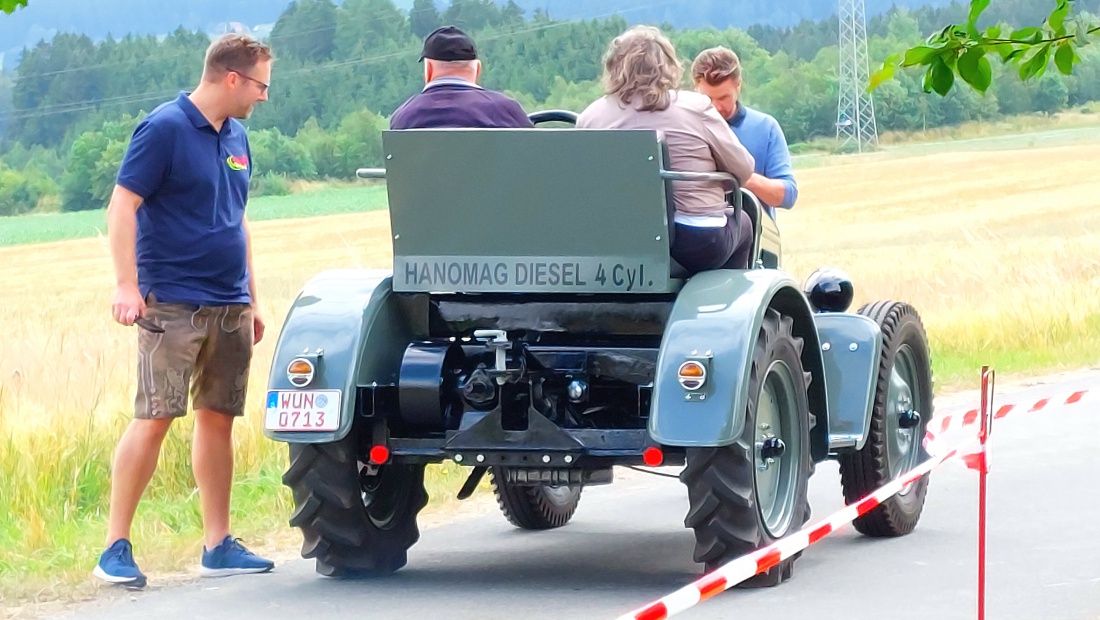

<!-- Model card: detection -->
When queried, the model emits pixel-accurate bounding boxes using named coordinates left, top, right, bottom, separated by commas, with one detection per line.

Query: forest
left=0, top=0, right=1097, bottom=215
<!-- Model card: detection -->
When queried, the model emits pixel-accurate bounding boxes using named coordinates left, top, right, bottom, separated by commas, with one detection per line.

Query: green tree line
left=1, top=0, right=1097, bottom=215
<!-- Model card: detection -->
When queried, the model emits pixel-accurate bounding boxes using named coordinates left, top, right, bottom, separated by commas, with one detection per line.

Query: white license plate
left=265, top=390, right=341, bottom=431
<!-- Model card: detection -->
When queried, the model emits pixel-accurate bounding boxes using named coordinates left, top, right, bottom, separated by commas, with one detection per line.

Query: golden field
left=0, top=137, right=1098, bottom=608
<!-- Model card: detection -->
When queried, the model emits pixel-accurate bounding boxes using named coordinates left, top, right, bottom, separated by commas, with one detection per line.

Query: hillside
left=0, top=0, right=962, bottom=65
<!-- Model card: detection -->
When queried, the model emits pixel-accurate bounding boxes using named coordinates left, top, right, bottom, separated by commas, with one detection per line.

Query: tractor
left=264, top=112, right=933, bottom=585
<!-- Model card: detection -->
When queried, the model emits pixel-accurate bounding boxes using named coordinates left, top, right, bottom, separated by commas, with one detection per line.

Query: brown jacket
left=577, top=91, right=755, bottom=217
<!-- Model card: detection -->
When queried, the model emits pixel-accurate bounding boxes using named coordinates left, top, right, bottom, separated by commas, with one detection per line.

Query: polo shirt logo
left=226, top=155, right=249, bottom=171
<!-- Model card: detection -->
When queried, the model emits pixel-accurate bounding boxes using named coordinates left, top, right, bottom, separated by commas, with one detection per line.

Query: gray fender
left=815, top=313, right=882, bottom=451
left=264, top=269, right=411, bottom=444
left=649, top=269, right=830, bottom=460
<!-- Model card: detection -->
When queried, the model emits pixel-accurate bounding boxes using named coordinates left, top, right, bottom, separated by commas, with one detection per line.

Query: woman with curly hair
left=578, top=26, right=756, bottom=274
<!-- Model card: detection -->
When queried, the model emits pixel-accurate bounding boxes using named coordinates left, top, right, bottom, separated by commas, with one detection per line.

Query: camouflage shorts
left=135, top=293, right=254, bottom=419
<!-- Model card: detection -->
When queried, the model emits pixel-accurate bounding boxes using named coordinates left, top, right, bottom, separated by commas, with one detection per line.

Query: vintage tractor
left=264, top=113, right=934, bottom=584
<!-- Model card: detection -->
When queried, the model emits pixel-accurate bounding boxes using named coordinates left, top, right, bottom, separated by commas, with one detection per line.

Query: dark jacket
left=390, top=79, right=533, bottom=129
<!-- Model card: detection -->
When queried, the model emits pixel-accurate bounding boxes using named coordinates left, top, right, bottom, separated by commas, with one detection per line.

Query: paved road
left=64, top=371, right=1100, bottom=620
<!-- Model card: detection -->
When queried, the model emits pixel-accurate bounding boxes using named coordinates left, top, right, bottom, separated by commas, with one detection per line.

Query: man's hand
left=743, top=173, right=788, bottom=208
left=112, top=282, right=146, bottom=326
left=252, top=305, right=266, bottom=345
left=743, top=173, right=765, bottom=193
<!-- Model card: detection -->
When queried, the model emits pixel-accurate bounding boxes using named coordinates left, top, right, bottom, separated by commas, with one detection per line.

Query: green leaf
left=994, top=42, right=1017, bottom=60
left=983, top=25, right=1002, bottom=40
left=0, top=0, right=29, bottom=13
left=929, top=57, right=955, bottom=96
left=1019, top=43, right=1052, bottom=80
left=903, top=45, right=941, bottom=67
left=943, top=50, right=959, bottom=70
left=1048, top=0, right=1070, bottom=34
left=869, top=53, right=902, bottom=91
left=967, top=0, right=991, bottom=37
left=958, top=48, right=992, bottom=93
left=869, top=68, right=895, bottom=93
left=1054, top=42, right=1077, bottom=75
left=869, top=65, right=896, bottom=92
left=1010, top=27, right=1042, bottom=43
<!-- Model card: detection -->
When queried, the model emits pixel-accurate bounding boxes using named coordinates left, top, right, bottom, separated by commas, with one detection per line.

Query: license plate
left=265, top=390, right=341, bottom=431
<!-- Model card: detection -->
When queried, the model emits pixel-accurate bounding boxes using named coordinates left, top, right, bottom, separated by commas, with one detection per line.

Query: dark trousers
left=671, top=211, right=754, bottom=274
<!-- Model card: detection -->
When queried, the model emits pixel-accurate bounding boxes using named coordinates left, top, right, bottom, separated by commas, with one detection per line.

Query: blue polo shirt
left=728, top=104, right=798, bottom=220
left=117, top=92, right=252, bottom=306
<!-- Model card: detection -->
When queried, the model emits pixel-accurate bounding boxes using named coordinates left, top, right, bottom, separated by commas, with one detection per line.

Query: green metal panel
left=758, top=210, right=782, bottom=268
left=815, top=313, right=882, bottom=451
left=382, top=128, right=676, bottom=293
left=649, top=269, right=829, bottom=452
left=265, top=269, right=412, bottom=444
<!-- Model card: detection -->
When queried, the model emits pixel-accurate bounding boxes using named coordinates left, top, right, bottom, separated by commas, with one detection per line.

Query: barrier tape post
left=977, top=367, right=996, bottom=620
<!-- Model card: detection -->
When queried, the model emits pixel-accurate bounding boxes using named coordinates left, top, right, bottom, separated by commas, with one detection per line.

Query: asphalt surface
left=63, top=371, right=1100, bottom=620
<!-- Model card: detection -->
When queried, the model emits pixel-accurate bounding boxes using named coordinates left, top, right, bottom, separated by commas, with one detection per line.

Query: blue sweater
left=728, top=104, right=798, bottom=219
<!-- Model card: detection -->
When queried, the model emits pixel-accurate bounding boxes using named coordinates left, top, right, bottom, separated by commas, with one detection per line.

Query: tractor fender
left=265, top=269, right=411, bottom=444
left=649, top=269, right=830, bottom=460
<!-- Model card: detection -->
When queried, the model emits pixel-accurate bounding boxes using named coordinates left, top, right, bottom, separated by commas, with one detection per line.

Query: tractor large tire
left=489, top=467, right=582, bottom=530
left=283, top=437, right=428, bottom=577
left=838, top=301, right=933, bottom=537
left=681, top=309, right=813, bottom=587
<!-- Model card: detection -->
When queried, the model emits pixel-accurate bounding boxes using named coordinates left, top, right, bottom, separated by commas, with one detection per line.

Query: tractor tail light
left=677, top=361, right=707, bottom=391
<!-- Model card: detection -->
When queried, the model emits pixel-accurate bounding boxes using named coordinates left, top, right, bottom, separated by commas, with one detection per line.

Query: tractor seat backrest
left=381, top=128, right=680, bottom=294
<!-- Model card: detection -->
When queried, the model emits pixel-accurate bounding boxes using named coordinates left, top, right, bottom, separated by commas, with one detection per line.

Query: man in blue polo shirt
left=692, top=47, right=798, bottom=221
left=96, top=33, right=275, bottom=589
left=390, top=26, right=533, bottom=130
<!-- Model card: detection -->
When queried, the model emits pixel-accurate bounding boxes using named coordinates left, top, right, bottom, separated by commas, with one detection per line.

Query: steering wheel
left=528, top=110, right=578, bottom=126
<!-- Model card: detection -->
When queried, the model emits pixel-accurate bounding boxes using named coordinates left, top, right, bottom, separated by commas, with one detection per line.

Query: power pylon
left=836, top=0, right=878, bottom=152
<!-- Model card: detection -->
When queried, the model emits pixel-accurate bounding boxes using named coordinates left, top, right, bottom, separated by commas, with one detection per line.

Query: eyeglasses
left=228, top=69, right=269, bottom=94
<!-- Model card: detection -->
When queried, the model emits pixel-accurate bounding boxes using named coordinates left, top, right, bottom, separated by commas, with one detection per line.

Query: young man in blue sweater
left=691, top=47, right=798, bottom=220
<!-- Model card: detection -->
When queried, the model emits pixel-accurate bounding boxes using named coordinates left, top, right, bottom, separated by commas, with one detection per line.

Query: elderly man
left=692, top=46, right=798, bottom=220
left=390, top=26, right=532, bottom=129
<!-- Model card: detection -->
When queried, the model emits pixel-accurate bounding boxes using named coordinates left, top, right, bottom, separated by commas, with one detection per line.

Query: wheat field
left=1, top=138, right=1098, bottom=607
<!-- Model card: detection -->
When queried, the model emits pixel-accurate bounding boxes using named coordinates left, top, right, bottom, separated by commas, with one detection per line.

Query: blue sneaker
left=200, top=536, right=274, bottom=577
left=93, top=539, right=147, bottom=588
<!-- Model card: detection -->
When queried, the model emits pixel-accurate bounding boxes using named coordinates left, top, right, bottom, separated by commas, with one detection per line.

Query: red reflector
left=643, top=447, right=664, bottom=467
left=369, top=445, right=390, bottom=464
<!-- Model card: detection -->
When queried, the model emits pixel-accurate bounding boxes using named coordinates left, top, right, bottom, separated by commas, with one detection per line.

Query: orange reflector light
left=370, top=445, right=390, bottom=464
left=678, top=361, right=707, bottom=390
left=287, top=357, right=315, bottom=387
left=288, top=360, right=313, bottom=375
left=679, top=362, right=704, bottom=377
left=643, top=447, right=664, bottom=467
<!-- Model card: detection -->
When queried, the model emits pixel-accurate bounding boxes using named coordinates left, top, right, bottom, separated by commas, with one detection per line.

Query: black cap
left=420, top=26, right=478, bottom=62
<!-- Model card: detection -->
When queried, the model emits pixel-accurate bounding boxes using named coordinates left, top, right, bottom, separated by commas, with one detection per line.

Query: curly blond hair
left=600, top=26, right=683, bottom=112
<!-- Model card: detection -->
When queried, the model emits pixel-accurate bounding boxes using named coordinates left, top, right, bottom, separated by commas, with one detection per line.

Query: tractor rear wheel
left=681, top=309, right=813, bottom=586
left=283, top=437, right=428, bottom=577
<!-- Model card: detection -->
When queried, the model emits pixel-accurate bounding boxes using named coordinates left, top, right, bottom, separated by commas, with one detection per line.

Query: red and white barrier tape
left=928, top=388, right=1090, bottom=440
left=925, top=388, right=1092, bottom=456
left=614, top=447, right=960, bottom=620
left=615, top=384, right=1092, bottom=619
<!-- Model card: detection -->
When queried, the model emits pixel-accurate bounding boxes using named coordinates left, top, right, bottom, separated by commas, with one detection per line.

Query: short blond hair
left=203, top=33, right=274, bottom=81
left=691, top=46, right=742, bottom=86
left=600, top=26, right=683, bottom=112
